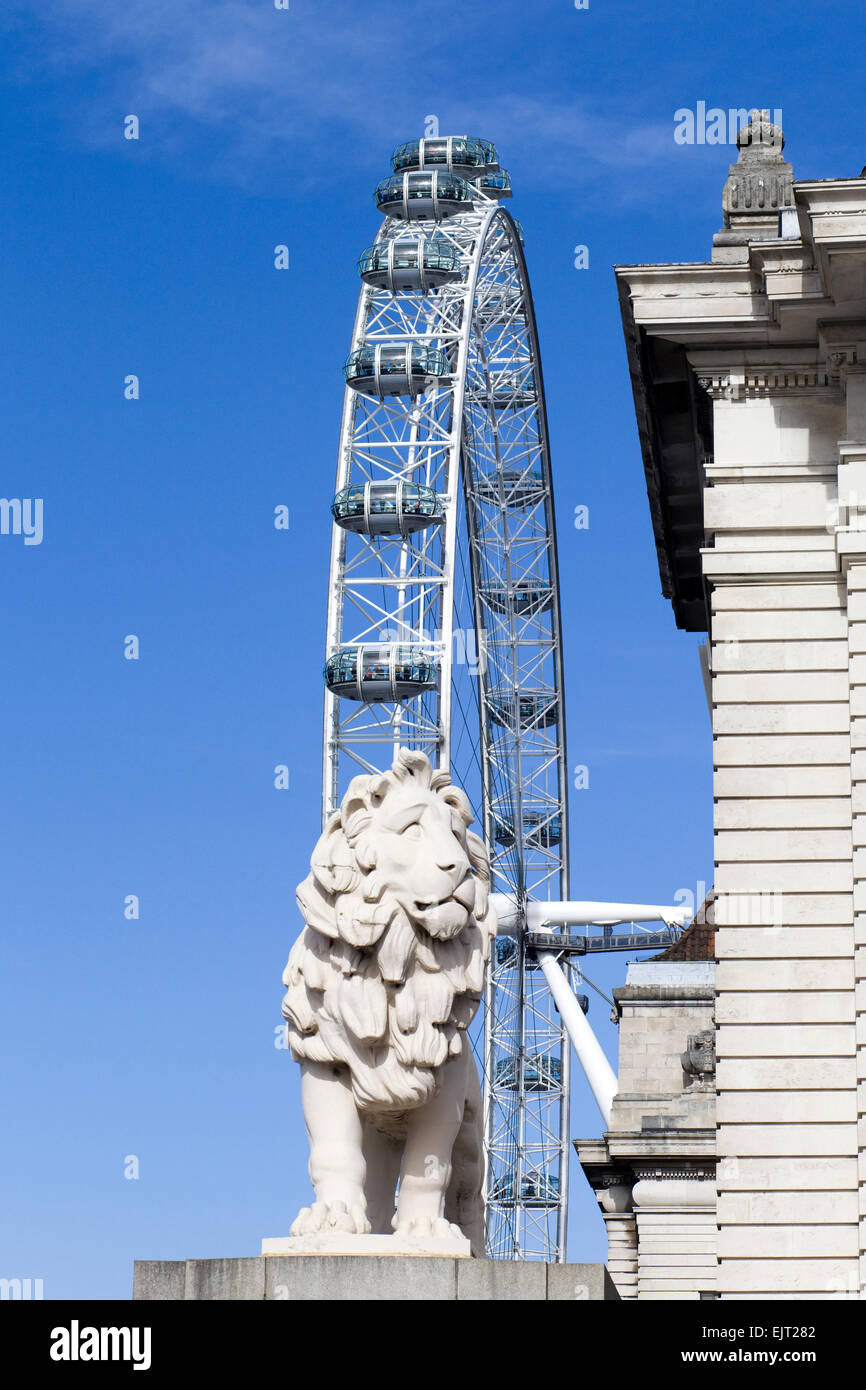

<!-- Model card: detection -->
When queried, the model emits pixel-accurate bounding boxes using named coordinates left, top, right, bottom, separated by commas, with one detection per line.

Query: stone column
left=598, top=1184, right=638, bottom=1300
left=631, top=1176, right=718, bottom=1300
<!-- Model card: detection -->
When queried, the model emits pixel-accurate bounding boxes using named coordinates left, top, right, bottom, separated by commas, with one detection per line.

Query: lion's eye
left=400, top=822, right=422, bottom=838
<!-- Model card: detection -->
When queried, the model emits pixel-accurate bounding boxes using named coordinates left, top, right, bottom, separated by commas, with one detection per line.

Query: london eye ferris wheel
left=319, top=135, right=685, bottom=1262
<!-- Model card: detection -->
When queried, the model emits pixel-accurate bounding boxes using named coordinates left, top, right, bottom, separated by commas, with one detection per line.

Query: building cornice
left=616, top=163, right=866, bottom=631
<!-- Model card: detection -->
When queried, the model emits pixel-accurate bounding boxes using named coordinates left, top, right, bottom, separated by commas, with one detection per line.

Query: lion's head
left=282, top=748, right=496, bottom=1113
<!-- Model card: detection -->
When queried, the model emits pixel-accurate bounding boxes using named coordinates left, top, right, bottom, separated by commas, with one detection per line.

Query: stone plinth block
left=185, top=1258, right=265, bottom=1301
left=261, top=1231, right=471, bottom=1258
left=133, top=1257, right=618, bottom=1301
left=132, top=1260, right=185, bottom=1301
left=456, top=1259, right=546, bottom=1301
left=546, top=1264, right=620, bottom=1301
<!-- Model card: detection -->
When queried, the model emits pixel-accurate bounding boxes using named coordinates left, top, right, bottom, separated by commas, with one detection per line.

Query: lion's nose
left=438, top=850, right=469, bottom=877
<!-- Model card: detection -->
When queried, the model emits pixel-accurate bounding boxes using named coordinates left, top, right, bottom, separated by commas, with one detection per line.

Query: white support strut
left=535, top=948, right=617, bottom=1128
left=490, top=894, right=691, bottom=934
left=489, top=893, right=692, bottom=1130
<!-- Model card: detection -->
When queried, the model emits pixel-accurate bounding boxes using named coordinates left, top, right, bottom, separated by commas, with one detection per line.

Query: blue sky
left=1, top=0, right=860, bottom=1295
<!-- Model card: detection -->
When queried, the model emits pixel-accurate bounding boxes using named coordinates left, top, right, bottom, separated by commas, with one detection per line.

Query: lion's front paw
left=290, top=1200, right=371, bottom=1237
left=392, top=1215, right=465, bottom=1243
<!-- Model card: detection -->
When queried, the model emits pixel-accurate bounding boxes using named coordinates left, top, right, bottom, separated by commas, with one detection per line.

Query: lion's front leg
left=393, top=1049, right=469, bottom=1244
left=291, top=1060, right=371, bottom=1236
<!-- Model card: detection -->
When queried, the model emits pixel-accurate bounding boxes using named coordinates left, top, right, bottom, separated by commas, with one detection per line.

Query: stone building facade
left=614, top=111, right=866, bottom=1299
left=577, top=950, right=716, bottom=1300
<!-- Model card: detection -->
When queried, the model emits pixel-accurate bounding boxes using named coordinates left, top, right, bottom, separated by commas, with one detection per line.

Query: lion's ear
left=439, top=783, right=473, bottom=826
left=394, top=747, right=433, bottom=788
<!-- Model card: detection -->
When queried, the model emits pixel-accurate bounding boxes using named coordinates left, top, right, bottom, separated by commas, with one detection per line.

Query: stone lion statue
left=282, top=747, right=496, bottom=1253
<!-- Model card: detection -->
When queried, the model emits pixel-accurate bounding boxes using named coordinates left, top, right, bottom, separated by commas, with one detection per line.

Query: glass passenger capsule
left=529, top=813, right=562, bottom=848
left=488, top=690, right=558, bottom=729
left=474, top=468, right=544, bottom=508
left=331, top=481, right=442, bottom=537
left=488, top=1172, right=560, bottom=1206
left=470, top=169, right=513, bottom=200
left=487, top=369, right=536, bottom=409
left=357, top=236, right=462, bottom=293
left=494, top=1056, right=563, bottom=1090
left=390, top=136, right=498, bottom=178
left=467, top=137, right=500, bottom=171
left=324, top=645, right=438, bottom=703
left=344, top=343, right=448, bottom=397
left=481, top=581, right=553, bottom=617
left=488, top=1174, right=515, bottom=1204
left=494, top=812, right=562, bottom=848
left=494, top=936, right=542, bottom=970
left=520, top=1174, right=561, bottom=1207
left=473, top=288, right=524, bottom=323
left=375, top=171, right=473, bottom=221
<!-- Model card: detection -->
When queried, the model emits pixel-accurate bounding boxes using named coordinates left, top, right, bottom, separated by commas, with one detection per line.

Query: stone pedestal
left=261, top=1232, right=471, bottom=1258
left=133, top=1257, right=619, bottom=1301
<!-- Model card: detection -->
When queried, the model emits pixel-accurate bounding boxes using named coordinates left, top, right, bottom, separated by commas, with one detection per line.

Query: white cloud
left=4, top=0, right=710, bottom=200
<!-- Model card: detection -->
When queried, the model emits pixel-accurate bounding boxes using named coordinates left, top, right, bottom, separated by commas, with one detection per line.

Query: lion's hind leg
left=361, top=1121, right=403, bottom=1234
left=394, top=1050, right=470, bottom=1245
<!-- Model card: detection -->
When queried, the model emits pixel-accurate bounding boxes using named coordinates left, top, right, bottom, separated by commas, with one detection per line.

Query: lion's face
left=363, top=778, right=476, bottom=940
left=284, top=748, right=494, bottom=1111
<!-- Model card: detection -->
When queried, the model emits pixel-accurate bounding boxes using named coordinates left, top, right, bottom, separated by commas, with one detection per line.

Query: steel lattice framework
left=322, top=145, right=571, bottom=1260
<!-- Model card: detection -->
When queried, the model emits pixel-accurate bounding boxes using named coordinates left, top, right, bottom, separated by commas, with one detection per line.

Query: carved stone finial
left=712, top=109, right=794, bottom=263
left=681, top=1030, right=716, bottom=1091
left=734, top=108, right=785, bottom=155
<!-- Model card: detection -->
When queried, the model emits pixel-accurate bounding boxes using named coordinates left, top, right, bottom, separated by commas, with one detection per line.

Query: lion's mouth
left=410, top=895, right=471, bottom=941
left=413, top=877, right=476, bottom=916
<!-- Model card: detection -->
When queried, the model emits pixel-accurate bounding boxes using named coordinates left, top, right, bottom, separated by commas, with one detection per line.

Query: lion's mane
left=281, top=748, right=496, bottom=1112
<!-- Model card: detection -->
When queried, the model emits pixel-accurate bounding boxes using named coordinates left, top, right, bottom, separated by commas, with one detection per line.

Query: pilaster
left=701, top=355, right=860, bottom=1297
left=836, top=424, right=866, bottom=1297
